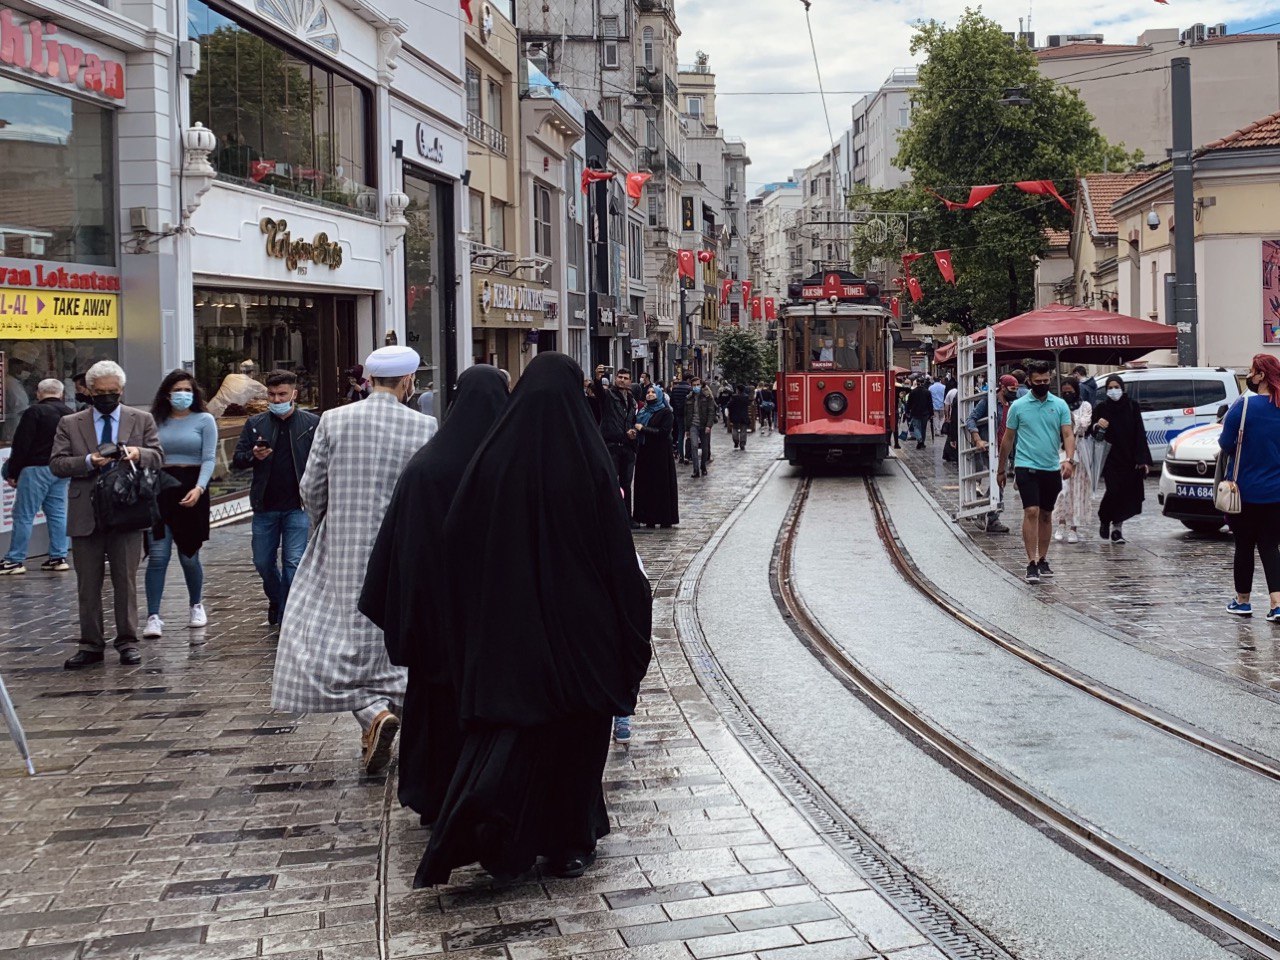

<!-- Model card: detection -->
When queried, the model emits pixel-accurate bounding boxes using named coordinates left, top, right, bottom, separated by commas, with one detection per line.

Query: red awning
left=933, top=305, right=1178, bottom=365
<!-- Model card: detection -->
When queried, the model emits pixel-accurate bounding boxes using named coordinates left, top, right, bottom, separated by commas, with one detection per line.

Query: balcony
left=636, top=0, right=672, bottom=13
left=639, top=146, right=665, bottom=173
left=466, top=112, right=509, bottom=156
left=635, top=66, right=663, bottom=97
left=666, top=150, right=685, bottom=180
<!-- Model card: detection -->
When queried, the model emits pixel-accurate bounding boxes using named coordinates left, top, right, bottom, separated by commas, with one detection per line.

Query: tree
left=716, top=326, right=767, bottom=387
left=858, top=10, right=1139, bottom=333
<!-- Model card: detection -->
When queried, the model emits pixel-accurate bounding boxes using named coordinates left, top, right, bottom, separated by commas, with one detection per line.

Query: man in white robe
left=271, top=346, right=438, bottom=774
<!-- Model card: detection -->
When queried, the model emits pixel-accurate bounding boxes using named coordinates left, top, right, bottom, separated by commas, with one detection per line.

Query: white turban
left=364, top=345, right=420, bottom=377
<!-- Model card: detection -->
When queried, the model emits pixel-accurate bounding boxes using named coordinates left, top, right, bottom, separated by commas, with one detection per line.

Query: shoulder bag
left=1214, top=397, right=1248, bottom=514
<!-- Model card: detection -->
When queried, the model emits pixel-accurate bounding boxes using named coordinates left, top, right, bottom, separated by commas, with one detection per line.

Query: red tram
left=776, top=270, right=896, bottom=466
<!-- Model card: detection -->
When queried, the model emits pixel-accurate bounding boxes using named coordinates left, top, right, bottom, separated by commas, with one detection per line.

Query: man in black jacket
left=668, top=376, right=693, bottom=463
left=232, top=370, right=320, bottom=625
left=727, top=385, right=752, bottom=451
left=1, top=379, right=74, bottom=574
left=906, top=377, right=934, bottom=450
left=598, top=368, right=638, bottom=518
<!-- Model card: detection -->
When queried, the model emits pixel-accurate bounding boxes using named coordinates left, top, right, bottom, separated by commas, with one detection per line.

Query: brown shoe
left=361, top=710, right=400, bottom=776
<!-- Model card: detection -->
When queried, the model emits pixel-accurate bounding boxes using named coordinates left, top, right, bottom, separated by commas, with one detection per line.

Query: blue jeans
left=145, top=526, right=204, bottom=615
left=252, top=509, right=309, bottom=611
left=4, top=466, right=69, bottom=563
left=911, top=417, right=929, bottom=442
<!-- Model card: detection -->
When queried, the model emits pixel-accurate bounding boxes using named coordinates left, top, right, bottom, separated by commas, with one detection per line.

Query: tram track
left=775, top=473, right=1280, bottom=959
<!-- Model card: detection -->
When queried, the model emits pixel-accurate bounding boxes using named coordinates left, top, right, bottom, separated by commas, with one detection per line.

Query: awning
left=933, top=305, right=1178, bottom=365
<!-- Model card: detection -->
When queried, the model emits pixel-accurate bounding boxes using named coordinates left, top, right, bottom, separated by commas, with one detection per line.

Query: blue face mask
left=693, top=385, right=702, bottom=394
left=170, top=390, right=194, bottom=410
left=268, top=400, right=294, bottom=417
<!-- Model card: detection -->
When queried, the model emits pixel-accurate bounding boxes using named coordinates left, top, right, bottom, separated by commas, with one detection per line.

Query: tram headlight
left=824, top=392, right=848, bottom=416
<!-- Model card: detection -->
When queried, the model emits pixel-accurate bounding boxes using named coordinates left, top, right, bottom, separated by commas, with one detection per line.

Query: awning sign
left=0, top=288, right=119, bottom=338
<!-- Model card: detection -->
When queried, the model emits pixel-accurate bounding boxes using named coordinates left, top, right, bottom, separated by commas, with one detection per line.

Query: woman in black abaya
left=416, top=352, right=652, bottom=887
left=359, top=365, right=509, bottom=822
left=1089, top=375, right=1153, bottom=543
left=633, top=384, right=679, bottom=528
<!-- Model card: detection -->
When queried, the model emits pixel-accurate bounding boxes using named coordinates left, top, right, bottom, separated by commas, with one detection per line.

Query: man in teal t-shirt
left=997, top=361, right=1075, bottom=584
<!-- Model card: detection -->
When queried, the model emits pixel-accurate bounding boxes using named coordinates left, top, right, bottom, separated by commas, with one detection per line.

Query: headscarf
left=359, top=365, right=509, bottom=680
left=442, top=352, right=653, bottom=727
left=636, top=384, right=669, bottom=426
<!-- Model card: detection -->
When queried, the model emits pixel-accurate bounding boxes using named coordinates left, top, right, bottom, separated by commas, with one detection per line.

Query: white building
left=850, top=68, right=918, bottom=191
left=746, top=181, right=803, bottom=309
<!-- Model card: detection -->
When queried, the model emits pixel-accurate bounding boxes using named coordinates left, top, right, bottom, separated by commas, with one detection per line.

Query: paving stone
left=749, top=938, right=878, bottom=960
left=826, top=891, right=928, bottom=951
left=794, top=918, right=856, bottom=943
left=727, top=901, right=837, bottom=931
left=662, top=891, right=770, bottom=921
left=620, top=915, right=736, bottom=947
left=685, top=924, right=804, bottom=958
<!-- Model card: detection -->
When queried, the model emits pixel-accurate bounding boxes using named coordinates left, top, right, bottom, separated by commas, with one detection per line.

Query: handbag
left=93, top=459, right=165, bottom=533
left=1214, top=397, right=1248, bottom=514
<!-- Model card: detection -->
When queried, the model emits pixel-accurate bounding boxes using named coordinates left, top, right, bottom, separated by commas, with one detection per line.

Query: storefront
left=471, top=274, right=551, bottom=379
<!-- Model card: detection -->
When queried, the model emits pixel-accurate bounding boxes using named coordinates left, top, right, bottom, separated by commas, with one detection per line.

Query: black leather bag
left=93, top=460, right=169, bottom=533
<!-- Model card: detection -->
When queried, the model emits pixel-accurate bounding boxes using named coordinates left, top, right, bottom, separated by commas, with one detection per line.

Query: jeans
left=145, top=526, right=204, bottom=615
left=4, top=466, right=69, bottom=563
left=251, top=508, right=309, bottom=611
left=691, top=427, right=712, bottom=473
left=910, top=417, right=929, bottom=442
left=732, top=423, right=749, bottom=448
left=608, top=445, right=636, bottom=517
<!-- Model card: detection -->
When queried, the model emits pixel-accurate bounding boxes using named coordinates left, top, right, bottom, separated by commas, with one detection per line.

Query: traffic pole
left=1171, top=56, right=1199, bottom=367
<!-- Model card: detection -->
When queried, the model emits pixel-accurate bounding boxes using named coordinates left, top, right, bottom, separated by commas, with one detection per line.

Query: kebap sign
left=0, top=262, right=119, bottom=338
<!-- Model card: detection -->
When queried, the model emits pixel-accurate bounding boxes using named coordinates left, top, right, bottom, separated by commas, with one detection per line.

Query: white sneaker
left=1053, top=528, right=1065, bottom=542
left=1067, top=530, right=1080, bottom=544
left=188, top=604, right=208, bottom=628
left=143, top=615, right=164, bottom=638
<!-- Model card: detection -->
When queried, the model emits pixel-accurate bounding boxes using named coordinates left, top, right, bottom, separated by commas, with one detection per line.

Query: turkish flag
left=764, top=297, right=777, bottom=320
left=720, top=278, right=733, bottom=305
left=742, top=280, right=752, bottom=309
left=460, top=0, right=473, bottom=22
left=930, top=184, right=1000, bottom=211
left=581, top=168, right=616, bottom=194
left=697, top=250, right=714, bottom=264
left=901, top=253, right=925, bottom=275
left=626, top=172, right=652, bottom=207
left=751, top=297, right=763, bottom=320
left=677, top=249, right=696, bottom=280
left=934, top=249, right=956, bottom=284
left=1015, top=180, right=1073, bottom=214
left=906, top=277, right=924, bottom=302
left=890, top=296, right=901, bottom=318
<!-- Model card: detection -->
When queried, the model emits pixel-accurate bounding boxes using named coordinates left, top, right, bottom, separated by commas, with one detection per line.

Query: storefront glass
left=187, top=0, right=374, bottom=212
left=403, top=168, right=451, bottom=417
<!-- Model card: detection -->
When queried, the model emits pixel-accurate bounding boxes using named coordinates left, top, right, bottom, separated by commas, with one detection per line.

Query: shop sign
left=477, top=278, right=546, bottom=324
left=416, top=124, right=446, bottom=165
left=0, top=262, right=120, bottom=292
left=260, top=218, right=343, bottom=271
left=0, top=8, right=126, bottom=102
left=0, top=287, right=118, bottom=338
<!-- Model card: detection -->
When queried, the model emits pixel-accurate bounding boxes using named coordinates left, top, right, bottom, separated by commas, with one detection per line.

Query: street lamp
left=997, top=87, right=1032, bottom=108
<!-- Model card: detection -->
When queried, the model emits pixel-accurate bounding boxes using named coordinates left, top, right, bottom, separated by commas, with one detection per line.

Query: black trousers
left=609, top=445, right=636, bottom=516
left=672, top=413, right=686, bottom=460
left=1231, top=501, right=1280, bottom=596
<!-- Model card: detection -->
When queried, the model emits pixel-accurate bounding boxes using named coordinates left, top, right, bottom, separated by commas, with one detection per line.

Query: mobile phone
left=253, top=435, right=270, bottom=449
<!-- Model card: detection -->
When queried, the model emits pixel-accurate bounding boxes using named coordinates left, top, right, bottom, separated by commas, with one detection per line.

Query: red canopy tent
left=933, top=305, right=1178, bottom=366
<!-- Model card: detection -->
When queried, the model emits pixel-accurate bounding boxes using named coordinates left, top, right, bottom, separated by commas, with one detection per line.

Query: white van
left=1088, top=367, right=1244, bottom=463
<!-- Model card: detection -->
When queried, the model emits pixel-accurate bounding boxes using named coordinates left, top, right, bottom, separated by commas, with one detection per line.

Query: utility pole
left=1171, top=56, right=1199, bottom=366
left=679, top=278, right=688, bottom=377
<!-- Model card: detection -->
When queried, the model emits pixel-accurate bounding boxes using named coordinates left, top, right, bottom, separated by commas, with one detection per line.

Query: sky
left=677, top=0, right=1280, bottom=191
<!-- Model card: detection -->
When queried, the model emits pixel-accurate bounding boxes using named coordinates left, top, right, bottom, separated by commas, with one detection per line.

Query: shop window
left=403, top=170, right=451, bottom=419
left=533, top=183, right=553, bottom=257
left=0, top=339, right=119, bottom=444
left=188, top=0, right=374, bottom=212
left=0, top=77, right=115, bottom=266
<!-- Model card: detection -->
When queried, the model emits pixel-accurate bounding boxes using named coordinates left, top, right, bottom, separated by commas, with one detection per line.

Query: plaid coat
left=271, top=393, right=438, bottom=713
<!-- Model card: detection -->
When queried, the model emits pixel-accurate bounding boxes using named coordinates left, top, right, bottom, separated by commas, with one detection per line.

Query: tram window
left=808, top=318, right=863, bottom=371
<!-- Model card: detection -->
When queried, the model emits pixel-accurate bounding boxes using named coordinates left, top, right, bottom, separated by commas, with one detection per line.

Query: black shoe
left=267, top=603, right=281, bottom=627
left=119, top=648, right=142, bottom=666
left=1037, top=559, right=1055, bottom=579
left=691, top=471, right=700, bottom=478
left=40, top=557, right=70, bottom=572
left=1111, top=527, right=1126, bottom=544
left=64, top=650, right=104, bottom=670
left=916, top=442, right=925, bottom=450
left=1024, top=563, right=1041, bottom=584
left=733, top=442, right=739, bottom=449
left=1099, top=520, right=1110, bottom=540
left=545, top=850, right=597, bottom=879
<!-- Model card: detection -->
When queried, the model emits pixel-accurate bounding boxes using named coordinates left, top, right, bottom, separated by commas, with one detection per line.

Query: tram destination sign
left=800, top=272, right=877, bottom=301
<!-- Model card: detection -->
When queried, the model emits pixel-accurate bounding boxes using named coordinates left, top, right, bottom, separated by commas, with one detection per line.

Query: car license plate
left=1175, top=483, right=1213, bottom=500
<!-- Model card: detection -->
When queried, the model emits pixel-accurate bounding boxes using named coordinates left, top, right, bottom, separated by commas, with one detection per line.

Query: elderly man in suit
left=272, top=346, right=437, bottom=775
left=50, top=360, right=163, bottom=669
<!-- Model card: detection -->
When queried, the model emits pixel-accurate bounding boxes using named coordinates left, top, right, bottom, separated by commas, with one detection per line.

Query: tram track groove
left=777, top=473, right=1280, bottom=959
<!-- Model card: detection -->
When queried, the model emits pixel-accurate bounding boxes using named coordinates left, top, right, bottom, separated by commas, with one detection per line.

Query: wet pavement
left=895, top=437, right=1280, bottom=693
left=0, top=421, right=937, bottom=960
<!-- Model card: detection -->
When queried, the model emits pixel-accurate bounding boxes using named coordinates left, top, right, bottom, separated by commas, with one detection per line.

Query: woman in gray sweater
left=144, top=370, right=218, bottom=638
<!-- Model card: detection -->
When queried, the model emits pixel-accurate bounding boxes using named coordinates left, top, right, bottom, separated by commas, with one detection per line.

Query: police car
left=1091, top=367, right=1243, bottom=463
left=1158, top=421, right=1227, bottom=533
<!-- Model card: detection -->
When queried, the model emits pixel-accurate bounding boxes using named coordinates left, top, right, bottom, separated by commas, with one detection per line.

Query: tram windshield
left=787, top=316, right=875, bottom=372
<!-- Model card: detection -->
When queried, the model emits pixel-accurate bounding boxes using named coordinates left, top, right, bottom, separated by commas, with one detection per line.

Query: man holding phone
left=232, top=370, right=320, bottom=625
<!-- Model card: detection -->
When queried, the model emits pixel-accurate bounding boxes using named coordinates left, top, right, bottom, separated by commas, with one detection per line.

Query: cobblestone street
left=0, top=424, right=939, bottom=960
left=896, top=435, right=1280, bottom=693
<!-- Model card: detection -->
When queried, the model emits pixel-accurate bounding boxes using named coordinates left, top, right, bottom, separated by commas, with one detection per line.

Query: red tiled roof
left=1202, top=110, right=1280, bottom=151
left=1081, top=172, right=1153, bottom=235
left=1044, top=227, right=1070, bottom=250
left=1201, top=33, right=1280, bottom=45
left=1036, top=43, right=1149, bottom=59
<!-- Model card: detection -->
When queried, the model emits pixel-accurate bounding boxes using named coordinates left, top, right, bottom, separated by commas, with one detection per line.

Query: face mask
left=1248, top=375, right=1262, bottom=390
left=693, top=386, right=702, bottom=394
left=1063, top=393, right=1078, bottom=408
left=1030, top=383, right=1050, bottom=398
left=92, top=393, right=121, bottom=415
left=170, top=390, right=194, bottom=410
left=1106, top=387, right=1123, bottom=401
left=1003, top=390, right=1017, bottom=401
left=268, top=400, right=294, bottom=416
left=75, top=392, right=91, bottom=406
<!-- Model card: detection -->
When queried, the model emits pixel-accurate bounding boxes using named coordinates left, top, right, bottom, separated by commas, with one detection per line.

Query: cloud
left=679, top=0, right=1280, bottom=187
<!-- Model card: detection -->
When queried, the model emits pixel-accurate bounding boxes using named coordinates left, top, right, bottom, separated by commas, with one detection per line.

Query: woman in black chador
left=359, top=365, right=509, bottom=823
left=632, top=384, right=679, bottom=528
left=415, top=352, right=652, bottom=886
left=1089, top=374, right=1153, bottom=544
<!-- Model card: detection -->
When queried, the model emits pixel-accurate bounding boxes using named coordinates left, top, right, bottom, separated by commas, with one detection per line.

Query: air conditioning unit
left=524, top=41, right=551, bottom=75
left=1065, top=33, right=1104, bottom=43
left=1046, top=35, right=1063, bottom=47
left=1180, top=23, right=1206, bottom=44
left=1206, top=23, right=1228, bottom=38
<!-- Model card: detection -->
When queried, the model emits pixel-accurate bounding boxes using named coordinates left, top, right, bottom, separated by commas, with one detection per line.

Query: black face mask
left=75, top=392, right=91, bottom=406
left=1248, top=375, right=1263, bottom=390
left=92, top=393, right=121, bottom=415
left=1030, top=382, right=1051, bottom=398
left=1063, top=393, right=1079, bottom=408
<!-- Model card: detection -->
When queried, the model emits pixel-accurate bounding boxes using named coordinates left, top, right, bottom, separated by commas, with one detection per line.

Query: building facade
left=745, top=181, right=802, bottom=310
left=850, top=69, right=917, bottom=191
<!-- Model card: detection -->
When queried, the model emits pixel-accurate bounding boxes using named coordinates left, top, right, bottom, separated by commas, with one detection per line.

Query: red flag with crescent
left=906, top=276, right=924, bottom=302
left=697, top=250, right=714, bottom=264
left=928, top=184, right=1000, bottom=211
left=720, top=278, right=733, bottom=305
left=901, top=253, right=925, bottom=275
left=742, top=280, right=753, bottom=309
left=890, top=296, right=901, bottom=318
left=460, top=0, right=473, bottom=22
left=625, top=172, right=652, bottom=208
left=580, top=168, right=616, bottom=194
left=1015, top=180, right=1074, bottom=214
left=764, top=297, right=777, bottom=321
left=751, top=297, right=763, bottom=320
left=933, top=249, right=956, bottom=284
left=677, top=249, right=696, bottom=281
